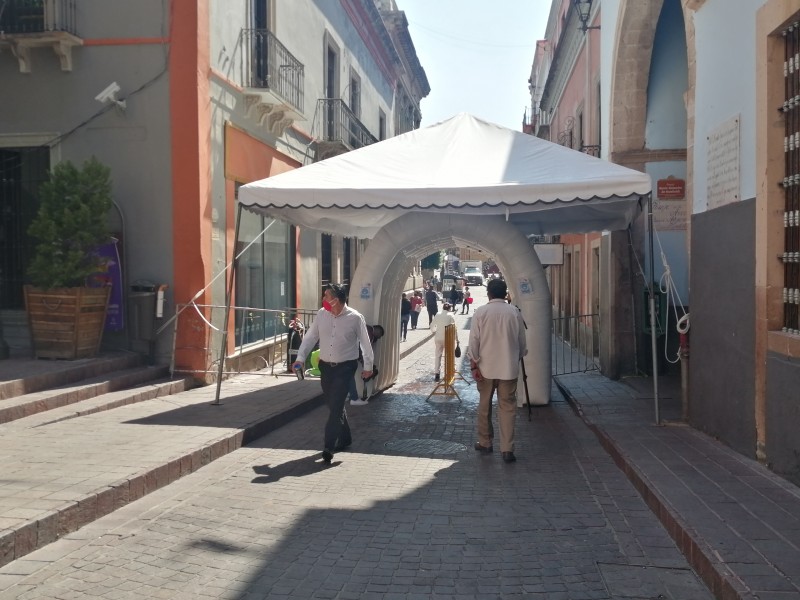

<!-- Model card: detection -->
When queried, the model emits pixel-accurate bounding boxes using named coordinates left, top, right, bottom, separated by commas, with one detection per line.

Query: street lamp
left=574, top=0, right=600, bottom=33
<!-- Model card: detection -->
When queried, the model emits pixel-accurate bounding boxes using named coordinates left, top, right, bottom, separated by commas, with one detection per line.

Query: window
left=349, top=70, right=361, bottom=119
left=343, top=238, right=352, bottom=286
left=321, top=233, right=332, bottom=287
left=378, top=109, right=386, bottom=141
left=233, top=200, right=291, bottom=345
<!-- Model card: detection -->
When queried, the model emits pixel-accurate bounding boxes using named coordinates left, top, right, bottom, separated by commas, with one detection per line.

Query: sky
left=398, top=1, right=550, bottom=131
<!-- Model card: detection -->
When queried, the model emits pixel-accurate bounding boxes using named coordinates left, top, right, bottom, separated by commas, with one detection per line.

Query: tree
left=27, top=158, right=113, bottom=288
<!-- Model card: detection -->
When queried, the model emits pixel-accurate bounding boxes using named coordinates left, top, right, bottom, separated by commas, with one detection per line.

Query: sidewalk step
left=0, top=373, right=325, bottom=569
left=2, top=377, right=194, bottom=431
left=0, top=352, right=143, bottom=401
left=0, top=365, right=171, bottom=424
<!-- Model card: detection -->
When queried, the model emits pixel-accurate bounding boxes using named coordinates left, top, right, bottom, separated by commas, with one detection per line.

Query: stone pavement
left=0, top=290, right=797, bottom=599
left=0, top=315, right=435, bottom=571
left=555, top=371, right=800, bottom=600
left=0, top=305, right=714, bottom=600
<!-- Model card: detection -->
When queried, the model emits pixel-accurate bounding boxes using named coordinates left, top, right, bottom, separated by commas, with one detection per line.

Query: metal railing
left=0, top=0, right=77, bottom=35
left=580, top=144, right=601, bottom=157
left=169, top=304, right=318, bottom=379
left=551, top=313, right=599, bottom=375
left=241, top=28, right=304, bottom=114
left=317, top=98, right=377, bottom=150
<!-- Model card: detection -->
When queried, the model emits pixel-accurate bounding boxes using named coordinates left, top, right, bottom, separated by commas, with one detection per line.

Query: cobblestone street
left=0, top=303, right=712, bottom=599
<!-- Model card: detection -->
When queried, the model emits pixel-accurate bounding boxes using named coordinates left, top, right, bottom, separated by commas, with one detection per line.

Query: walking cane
left=513, top=303, right=533, bottom=421
left=520, top=357, right=532, bottom=421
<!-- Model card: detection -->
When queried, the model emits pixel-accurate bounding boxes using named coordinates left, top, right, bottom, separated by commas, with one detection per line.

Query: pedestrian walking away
left=400, top=292, right=411, bottom=341
left=448, top=285, right=459, bottom=311
left=467, top=278, right=527, bottom=463
left=461, top=286, right=471, bottom=314
left=409, top=290, right=423, bottom=329
left=425, top=285, right=439, bottom=326
left=292, top=283, right=374, bottom=464
left=430, top=303, right=457, bottom=381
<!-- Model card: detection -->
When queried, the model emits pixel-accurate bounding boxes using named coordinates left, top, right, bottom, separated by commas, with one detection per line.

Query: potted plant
left=24, top=157, right=114, bottom=359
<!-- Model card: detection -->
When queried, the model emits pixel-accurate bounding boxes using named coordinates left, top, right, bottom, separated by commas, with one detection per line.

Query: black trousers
left=319, top=359, right=358, bottom=452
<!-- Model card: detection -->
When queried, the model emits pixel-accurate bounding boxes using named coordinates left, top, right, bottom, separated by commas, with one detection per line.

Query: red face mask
left=322, top=300, right=333, bottom=312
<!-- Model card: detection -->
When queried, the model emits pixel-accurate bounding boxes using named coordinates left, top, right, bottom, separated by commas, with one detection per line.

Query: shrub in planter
left=24, top=157, right=114, bottom=359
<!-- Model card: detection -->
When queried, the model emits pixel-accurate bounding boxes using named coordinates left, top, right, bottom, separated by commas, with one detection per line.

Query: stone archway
left=348, top=213, right=552, bottom=405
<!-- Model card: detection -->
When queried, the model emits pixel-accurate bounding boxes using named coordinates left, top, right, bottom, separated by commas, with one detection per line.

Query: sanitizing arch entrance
left=235, top=114, right=653, bottom=407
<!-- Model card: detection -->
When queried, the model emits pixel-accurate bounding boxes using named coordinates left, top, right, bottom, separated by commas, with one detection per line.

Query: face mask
left=322, top=299, right=333, bottom=311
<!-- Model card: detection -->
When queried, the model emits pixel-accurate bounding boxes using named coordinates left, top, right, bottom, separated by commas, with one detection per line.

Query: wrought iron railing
left=317, top=98, right=377, bottom=150
left=241, top=28, right=304, bottom=115
left=0, top=0, right=76, bottom=35
left=580, top=144, right=601, bottom=157
left=781, top=21, right=799, bottom=335
left=169, top=303, right=319, bottom=379
left=551, top=313, right=599, bottom=375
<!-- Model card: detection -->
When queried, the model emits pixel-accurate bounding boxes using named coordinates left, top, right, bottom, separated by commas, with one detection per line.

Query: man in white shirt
left=467, top=278, right=527, bottom=463
left=430, top=303, right=457, bottom=381
left=293, top=283, right=374, bottom=464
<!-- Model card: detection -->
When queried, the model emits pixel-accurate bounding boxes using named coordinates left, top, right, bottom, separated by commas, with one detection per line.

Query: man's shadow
left=251, top=453, right=340, bottom=483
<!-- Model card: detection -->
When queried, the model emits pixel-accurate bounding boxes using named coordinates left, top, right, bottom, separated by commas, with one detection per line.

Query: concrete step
left=0, top=375, right=194, bottom=431
left=0, top=365, right=174, bottom=424
left=0, top=352, right=143, bottom=401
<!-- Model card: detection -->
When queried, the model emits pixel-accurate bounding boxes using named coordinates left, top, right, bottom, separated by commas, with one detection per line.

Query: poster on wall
left=706, top=115, right=740, bottom=210
left=87, top=238, right=124, bottom=332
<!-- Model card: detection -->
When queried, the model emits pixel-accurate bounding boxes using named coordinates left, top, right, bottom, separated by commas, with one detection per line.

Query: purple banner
left=87, top=239, right=124, bottom=332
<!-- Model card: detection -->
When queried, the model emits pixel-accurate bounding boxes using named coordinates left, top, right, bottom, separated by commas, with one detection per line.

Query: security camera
left=95, top=81, right=121, bottom=104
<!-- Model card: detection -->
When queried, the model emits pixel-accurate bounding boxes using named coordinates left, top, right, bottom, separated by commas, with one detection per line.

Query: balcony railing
left=580, top=144, right=601, bottom=157
left=317, top=98, right=377, bottom=152
left=0, top=0, right=77, bottom=35
left=241, top=28, right=304, bottom=115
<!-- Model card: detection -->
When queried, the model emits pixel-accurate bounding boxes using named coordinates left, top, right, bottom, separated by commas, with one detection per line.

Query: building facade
left=0, top=0, right=428, bottom=377
left=531, top=0, right=800, bottom=483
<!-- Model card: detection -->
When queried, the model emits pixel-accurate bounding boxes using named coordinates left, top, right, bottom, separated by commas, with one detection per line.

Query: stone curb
left=553, top=377, right=752, bottom=600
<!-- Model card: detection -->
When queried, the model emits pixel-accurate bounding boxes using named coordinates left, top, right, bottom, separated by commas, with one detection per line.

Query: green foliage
left=27, top=157, right=113, bottom=288
left=420, top=252, right=442, bottom=270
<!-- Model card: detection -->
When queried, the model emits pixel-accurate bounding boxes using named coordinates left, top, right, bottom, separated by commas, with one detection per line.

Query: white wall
left=691, top=0, right=766, bottom=213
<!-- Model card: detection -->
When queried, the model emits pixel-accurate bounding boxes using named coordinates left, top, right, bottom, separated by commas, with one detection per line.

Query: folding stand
left=426, top=324, right=469, bottom=402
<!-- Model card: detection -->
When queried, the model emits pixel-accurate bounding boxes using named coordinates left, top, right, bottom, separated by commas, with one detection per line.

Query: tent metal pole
left=647, top=193, right=660, bottom=424
left=213, top=203, right=244, bottom=405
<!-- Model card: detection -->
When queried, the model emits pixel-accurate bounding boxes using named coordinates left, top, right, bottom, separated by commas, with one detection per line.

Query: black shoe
left=502, top=451, right=517, bottom=463
left=322, top=449, right=333, bottom=464
left=474, top=442, right=493, bottom=454
left=434, top=373, right=440, bottom=382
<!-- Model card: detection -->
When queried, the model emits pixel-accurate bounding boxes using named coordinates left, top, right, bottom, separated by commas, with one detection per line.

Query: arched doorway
left=349, top=213, right=552, bottom=405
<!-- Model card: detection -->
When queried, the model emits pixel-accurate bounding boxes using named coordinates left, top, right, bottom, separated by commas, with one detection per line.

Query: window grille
left=782, top=20, right=800, bottom=334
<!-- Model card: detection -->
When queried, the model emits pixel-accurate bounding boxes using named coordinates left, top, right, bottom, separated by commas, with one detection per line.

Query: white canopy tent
left=239, top=113, right=650, bottom=237
left=228, top=114, right=659, bottom=416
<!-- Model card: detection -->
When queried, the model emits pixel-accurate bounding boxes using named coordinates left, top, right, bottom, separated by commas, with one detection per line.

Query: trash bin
left=130, top=283, right=157, bottom=342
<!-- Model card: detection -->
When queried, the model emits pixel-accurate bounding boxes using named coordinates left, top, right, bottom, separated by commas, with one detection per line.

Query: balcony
left=315, top=98, right=377, bottom=160
left=0, top=0, right=82, bottom=72
left=241, top=28, right=304, bottom=136
left=580, top=144, right=601, bottom=158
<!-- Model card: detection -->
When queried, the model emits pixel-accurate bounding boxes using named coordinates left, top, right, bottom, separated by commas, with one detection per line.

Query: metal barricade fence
left=551, top=313, right=599, bottom=375
left=169, top=303, right=318, bottom=379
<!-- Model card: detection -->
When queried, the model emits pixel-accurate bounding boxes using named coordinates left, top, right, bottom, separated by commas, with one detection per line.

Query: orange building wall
left=170, top=0, right=211, bottom=374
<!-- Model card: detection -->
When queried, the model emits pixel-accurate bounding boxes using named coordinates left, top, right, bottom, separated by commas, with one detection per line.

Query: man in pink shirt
left=467, top=278, right=528, bottom=463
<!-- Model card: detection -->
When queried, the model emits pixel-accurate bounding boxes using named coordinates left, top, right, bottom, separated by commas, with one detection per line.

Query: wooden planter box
left=24, top=286, right=110, bottom=359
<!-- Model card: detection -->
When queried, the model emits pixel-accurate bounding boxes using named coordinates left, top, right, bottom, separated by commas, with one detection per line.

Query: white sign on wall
left=533, top=243, right=564, bottom=265
left=706, top=115, right=740, bottom=210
